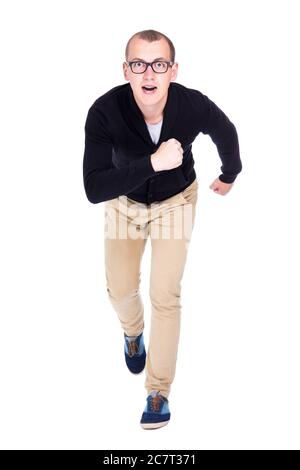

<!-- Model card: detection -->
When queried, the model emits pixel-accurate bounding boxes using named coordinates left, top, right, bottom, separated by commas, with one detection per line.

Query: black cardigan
left=83, top=82, right=242, bottom=204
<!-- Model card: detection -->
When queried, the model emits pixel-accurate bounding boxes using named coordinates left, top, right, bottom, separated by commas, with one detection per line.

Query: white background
left=1, top=0, right=299, bottom=450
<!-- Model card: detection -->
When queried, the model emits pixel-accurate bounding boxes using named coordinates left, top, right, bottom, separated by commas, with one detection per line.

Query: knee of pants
left=149, top=283, right=181, bottom=311
left=106, top=284, right=140, bottom=303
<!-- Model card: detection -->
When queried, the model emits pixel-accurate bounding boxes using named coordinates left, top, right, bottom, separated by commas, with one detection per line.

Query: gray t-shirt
left=146, top=119, right=163, bottom=145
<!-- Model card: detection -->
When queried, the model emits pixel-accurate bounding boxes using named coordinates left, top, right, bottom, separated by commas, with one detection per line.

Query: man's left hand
left=209, top=177, right=233, bottom=196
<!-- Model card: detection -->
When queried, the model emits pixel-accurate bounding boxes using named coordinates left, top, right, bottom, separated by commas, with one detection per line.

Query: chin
left=140, top=90, right=161, bottom=101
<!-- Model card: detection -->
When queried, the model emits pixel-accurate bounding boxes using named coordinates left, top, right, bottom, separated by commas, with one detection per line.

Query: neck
left=145, top=115, right=163, bottom=125
left=134, top=92, right=168, bottom=125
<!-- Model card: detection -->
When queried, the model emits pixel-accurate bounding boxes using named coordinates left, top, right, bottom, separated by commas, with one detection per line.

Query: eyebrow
left=130, top=57, right=169, bottom=61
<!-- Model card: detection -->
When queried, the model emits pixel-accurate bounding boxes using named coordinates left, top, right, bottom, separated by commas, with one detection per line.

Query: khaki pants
left=104, top=178, right=198, bottom=397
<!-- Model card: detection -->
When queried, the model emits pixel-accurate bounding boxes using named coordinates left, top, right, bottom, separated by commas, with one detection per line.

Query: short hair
left=125, top=29, right=175, bottom=63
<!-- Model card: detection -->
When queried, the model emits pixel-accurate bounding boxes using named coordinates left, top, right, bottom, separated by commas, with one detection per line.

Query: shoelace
left=150, top=394, right=164, bottom=412
left=127, top=339, right=139, bottom=357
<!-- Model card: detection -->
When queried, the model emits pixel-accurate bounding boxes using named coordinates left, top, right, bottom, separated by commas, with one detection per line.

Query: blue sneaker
left=140, top=391, right=171, bottom=429
left=124, top=332, right=146, bottom=374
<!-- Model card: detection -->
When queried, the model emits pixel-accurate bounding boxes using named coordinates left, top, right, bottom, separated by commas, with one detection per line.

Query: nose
left=144, top=64, right=156, bottom=77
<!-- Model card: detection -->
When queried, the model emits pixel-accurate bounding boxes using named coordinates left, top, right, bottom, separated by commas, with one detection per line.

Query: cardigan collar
left=124, top=82, right=178, bottom=148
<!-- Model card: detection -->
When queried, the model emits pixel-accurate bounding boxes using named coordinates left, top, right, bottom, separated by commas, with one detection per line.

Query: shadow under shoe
left=124, top=332, right=146, bottom=374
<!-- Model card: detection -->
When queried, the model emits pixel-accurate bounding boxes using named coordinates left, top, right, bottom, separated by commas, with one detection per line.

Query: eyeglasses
left=126, top=60, right=174, bottom=74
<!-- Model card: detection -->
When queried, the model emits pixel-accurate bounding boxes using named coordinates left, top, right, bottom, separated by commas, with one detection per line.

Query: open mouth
left=142, top=85, right=157, bottom=95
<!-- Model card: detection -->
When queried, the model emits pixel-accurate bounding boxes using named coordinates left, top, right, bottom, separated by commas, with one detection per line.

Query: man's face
left=123, top=38, right=178, bottom=108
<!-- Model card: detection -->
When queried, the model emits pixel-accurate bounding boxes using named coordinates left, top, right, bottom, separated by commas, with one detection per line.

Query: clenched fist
left=150, top=138, right=183, bottom=172
left=209, top=177, right=234, bottom=195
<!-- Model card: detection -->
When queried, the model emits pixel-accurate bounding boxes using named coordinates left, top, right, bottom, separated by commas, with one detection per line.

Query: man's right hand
left=150, top=138, right=183, bottom=172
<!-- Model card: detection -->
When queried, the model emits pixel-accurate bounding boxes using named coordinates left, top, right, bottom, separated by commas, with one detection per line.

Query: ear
left=170, top=62, right=178, bottom=81
left=123, top=62, right=130, bottom=81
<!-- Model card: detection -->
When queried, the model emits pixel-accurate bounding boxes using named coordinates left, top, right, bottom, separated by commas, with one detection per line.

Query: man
left=83, top=29, right=242, bottom=429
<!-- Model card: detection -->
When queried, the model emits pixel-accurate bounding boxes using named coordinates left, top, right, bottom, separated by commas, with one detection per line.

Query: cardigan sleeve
left=83, top=107, right=156, bottom=203
left=197, top=92, right=242, bottom=183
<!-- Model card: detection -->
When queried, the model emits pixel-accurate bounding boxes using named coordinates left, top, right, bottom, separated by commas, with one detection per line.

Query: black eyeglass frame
left=125, top=60, right=174, bottom=74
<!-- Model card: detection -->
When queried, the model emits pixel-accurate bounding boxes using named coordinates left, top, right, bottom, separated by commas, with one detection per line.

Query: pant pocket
left=181, top=179, right=198, bottom=204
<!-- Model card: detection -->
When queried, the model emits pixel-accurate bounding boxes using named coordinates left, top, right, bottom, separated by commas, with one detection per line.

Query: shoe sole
left=140, top=420, right=169, bottom=430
